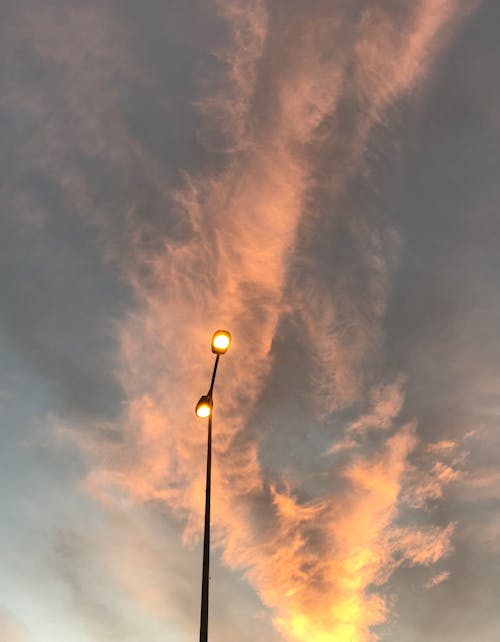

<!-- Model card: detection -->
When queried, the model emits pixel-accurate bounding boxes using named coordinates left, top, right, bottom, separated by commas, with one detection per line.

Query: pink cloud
left=7, top=1, right=477, bottom=640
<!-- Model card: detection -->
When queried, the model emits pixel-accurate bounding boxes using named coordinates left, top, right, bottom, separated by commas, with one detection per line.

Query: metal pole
left=208, top=354, right=220, bottom=395
left=199, top=411, right=212, bottom=642
left=199, top=353, right=219, bottom=642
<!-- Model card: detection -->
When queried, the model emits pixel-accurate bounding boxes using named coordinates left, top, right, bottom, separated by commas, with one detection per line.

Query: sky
left=0, top=1, right=499, bottom=641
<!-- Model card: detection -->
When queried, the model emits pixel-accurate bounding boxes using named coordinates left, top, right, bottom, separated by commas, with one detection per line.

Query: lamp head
left=195, top=394, right=213, bottom=418
left=211, top=329, right=231, bottom=354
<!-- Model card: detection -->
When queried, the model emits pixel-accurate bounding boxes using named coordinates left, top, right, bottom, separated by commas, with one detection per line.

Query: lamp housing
left=196, top=395, right=213, bottom=418
left=211, top=330, right=231, bottom=354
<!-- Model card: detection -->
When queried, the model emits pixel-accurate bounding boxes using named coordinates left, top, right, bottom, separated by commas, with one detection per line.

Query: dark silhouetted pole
left=195, top=331, right=231, bottom=642
left=199, top=409, right=212, bottom=642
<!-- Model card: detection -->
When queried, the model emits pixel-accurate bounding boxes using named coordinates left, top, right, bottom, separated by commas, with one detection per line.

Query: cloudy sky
left=1, top=1, right=499, bottom=641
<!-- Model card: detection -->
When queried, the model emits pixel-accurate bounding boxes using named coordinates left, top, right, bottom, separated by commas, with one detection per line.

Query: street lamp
left=196, top=395, right=212, bottom=418
left=211, top=330, right=231, bottom=354
left=195, top=329, right=231, bottom=642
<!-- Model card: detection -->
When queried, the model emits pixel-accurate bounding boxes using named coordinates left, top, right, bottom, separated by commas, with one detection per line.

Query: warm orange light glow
left=196, top=395, right=212, bottom=418
left=196, top=404, right=211, bottom=418
left=211, top=330, right=231, bottom=354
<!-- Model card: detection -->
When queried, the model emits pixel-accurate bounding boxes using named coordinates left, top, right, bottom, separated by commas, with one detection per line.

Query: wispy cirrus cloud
left=89, top=5, right=468, bottom=638
left=1, top=0, right=482, bottom=641
left=424, top=570, right=450, bottom=589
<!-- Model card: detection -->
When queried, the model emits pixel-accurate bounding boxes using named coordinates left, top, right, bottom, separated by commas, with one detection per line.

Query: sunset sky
left=1, top=1, right=499, bottom=641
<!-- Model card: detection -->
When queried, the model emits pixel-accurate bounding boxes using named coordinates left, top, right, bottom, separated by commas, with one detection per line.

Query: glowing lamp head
left=211, top=329, right=231, bottom=354
left=195, top=395, right=213, bottom=418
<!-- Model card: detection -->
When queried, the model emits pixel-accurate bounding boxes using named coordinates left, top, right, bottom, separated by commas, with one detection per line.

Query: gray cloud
left=1, top=1, right=498, bottom=641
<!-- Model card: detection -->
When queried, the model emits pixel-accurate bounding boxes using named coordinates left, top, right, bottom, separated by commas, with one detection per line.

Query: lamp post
left=195, top=330, right=231, bottom=642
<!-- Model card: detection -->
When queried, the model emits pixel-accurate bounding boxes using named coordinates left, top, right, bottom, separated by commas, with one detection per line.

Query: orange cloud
left=346, top=376, right=406, bottom=437
left=401, top=437, right=465, bottom=509
left=425, top=440, right=457, bottom=453
left=424, top=570, right=451, bottom=589
left=82, top=2, right=467, bottom=638
left=16, top=1, right=476, bottom=640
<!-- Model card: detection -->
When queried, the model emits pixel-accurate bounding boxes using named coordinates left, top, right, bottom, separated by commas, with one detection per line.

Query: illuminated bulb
left=196, top=395, right=212, bottom=418
left=211, top=329, right=231, bottom=354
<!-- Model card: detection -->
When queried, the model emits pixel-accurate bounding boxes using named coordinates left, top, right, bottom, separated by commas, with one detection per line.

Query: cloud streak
left=89, top=3, right=467, bottom=639
left=1, top=0, right=482, bottom=640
